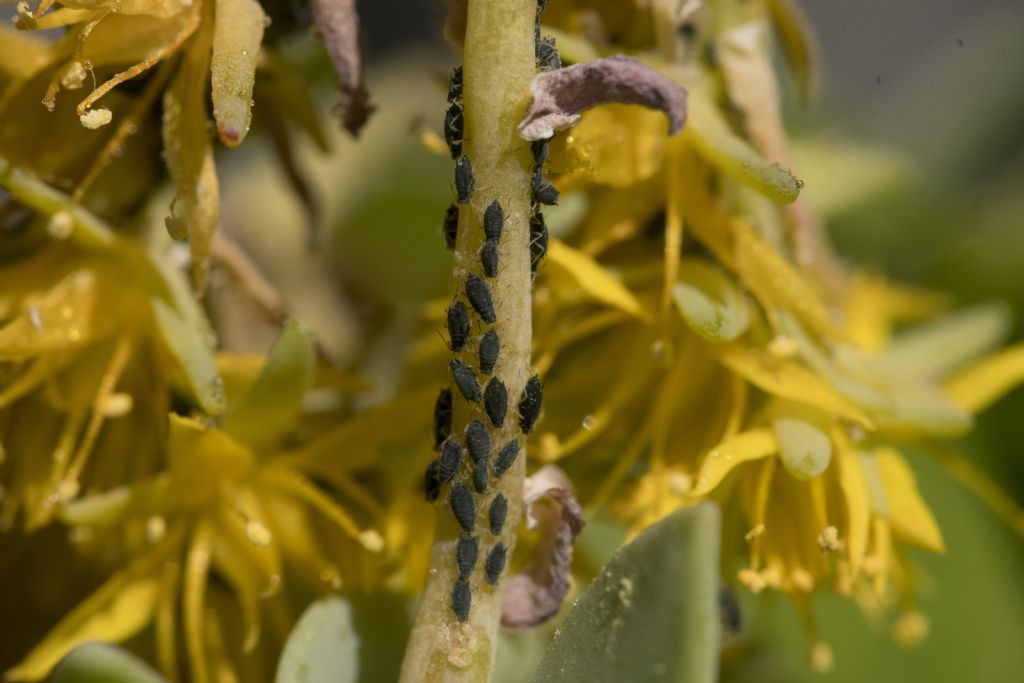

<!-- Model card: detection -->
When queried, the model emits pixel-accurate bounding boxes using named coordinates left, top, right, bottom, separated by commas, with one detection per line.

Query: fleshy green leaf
left=50, top=643, right=168, bottom=683
left=773, top=418, right=832, bottom=481
left=673, top=258, right=751, bottom=342
left=151, top=297, right=226, bottom=415
left=211, top=0, right=266, bottom=146
left=275, top=596, right=358, bottom=683
left=532, top=504, right=721, bottom=683
left=222, top=319, right=315, bottom=447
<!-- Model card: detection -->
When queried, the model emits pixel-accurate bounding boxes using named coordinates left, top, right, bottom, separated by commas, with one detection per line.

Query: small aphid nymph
left=518, top=375, right=544, bottom=434
left=479, top=328, right=500, bottom=375
left=532, top=168, right=559, bottom=205
left=450, top=359, right=482, bottom=403
left=447, top=65, right=463, bottom=104
left=481, top=239, right=499, bottom=278
left=483, top=200, right=504, bottom=242
left=493, top=441, right=520, bottom=478
left=489, top=493, right=508, bottom=535
left=452, top=578, right=471, bottom=622
left=456, top=535, right=477, bottom=579
left=424, top=460, right=441, bottom=502
left=439, top=437, right=464, bottom=483
left=473, top=459, right=488, bottom=493
left=443, top=204, right=458, bottom=250
left=536, top=36, right=561, bottom=70
left=447, top=301, right=470, bottom=351
left=455, top=155, right=475, bottom=204
left=484, top=542, right=507, bottom=585
left=530, top=211, right=549, bottom=275
left=466, top=418, right=491, bottom=463
left=484, top=378, right=508, bottom=428
left=444, top=104, right=464, bottom=159
left=450, top=483, right=476, bottom=532
left=433, top=388, right=453, bottom=450
left=466, top=273, right=496, bottom=324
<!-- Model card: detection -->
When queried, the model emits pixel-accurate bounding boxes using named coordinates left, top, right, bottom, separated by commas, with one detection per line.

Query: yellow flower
left=6, top=321, right=392, bottom=682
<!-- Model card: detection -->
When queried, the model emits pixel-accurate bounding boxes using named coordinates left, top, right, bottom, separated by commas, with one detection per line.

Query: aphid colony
left=427, top=2, right=557, bottom=624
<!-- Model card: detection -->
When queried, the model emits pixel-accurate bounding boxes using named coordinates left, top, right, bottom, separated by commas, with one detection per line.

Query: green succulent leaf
left=49, top=643, right=168, bottom=683
left=275, top=596, right=358, bottom=683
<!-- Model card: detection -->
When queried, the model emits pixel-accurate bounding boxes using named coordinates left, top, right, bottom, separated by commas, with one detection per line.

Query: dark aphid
left=455, top=155, right=475, bottom=204
left=447, top=65, right=463, bottom=104
left=450, top=483, right=476, bottom=532
left=444, top=103, right=464, bottom=159
left=466, top=418, right=491, bottom=463
left=452, top=578, right=471, bottom=622
left=439, top=437, right=464, bottom=483
left=450, top=359, right=482, bottom=403
left=484, top=542, right=507, bottom=585
left=433, top=388, right=453, bottom=450
left=518, top=375, right=543, bottom=434
left=530, top=211, right=549, bottom=275
left=489, top=493, right=508, bottom=535
left=531, top=139, right=549, bottom=165
left=473, top=459, right=488, bottom=493
left=493, top=441, right=520, bottom=478
left=443, top=204, right=458, bottom=250
left=480, top=239, right=499, bottom=278
left=536, top=36, right=561, bottom=70
left=532, top=168, right=559, bottom=206
left=424, top=460, right=441, bottom=502
left=447, top=301, right=470, bottom=351
left=465, top=273, right=496, bottom=324
left=479, top=328, right=500, bottom=375
left=455, top=535, right=477, bottom=579
left=484, top=378, right=507, bottom=428
left=483, top=200, right=504, bottom=242
left=719, top=584, right=743, bottom=639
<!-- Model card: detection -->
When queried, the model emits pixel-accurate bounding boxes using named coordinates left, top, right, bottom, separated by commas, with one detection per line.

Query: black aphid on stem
left=450, top=359, right=482, bottom=403
left=530, top=211, right=549, bottom=275
left=518, top=375, right=544, bottom=434
left=493, top=441, right=520, bottom=479
left=447, top=301, right=470, bottom=351
left=455, top=155, right=475, bottom=204
left=452, top=578, right=471, bottom=622
left=532, top=168, right=559, bottom=205
left=439, top=437, right=464, bottom=483
left=444, top=104, right=464, bottom=159
left=479, top=328, right=500, bottom=375
left=536, top=36, right=561, bottom=70
left=466, top=273, right=496, bottom=324
left=447, top=65, right=463, bottom=104
left=481, top=239, right=499, bottom=278
left=450, top=483, right=476, bottom=532
left=483, top=200, right=504, bottom=242
left=433, top=387, right=452, bottom=450
left=531, top=139, right=549, bottom=165
left=443, top=204, right=458, bottom=250
left=466, top=418, right=491, bottom=463
left=489, top=493, right=508, bottom=535
left=455, top=535, right=477, bottom=579
left=484, top=378, right=508, bottom=428
left=484, top=542, right=507, bottom=585
left=424, top=460, right=441, bottom=502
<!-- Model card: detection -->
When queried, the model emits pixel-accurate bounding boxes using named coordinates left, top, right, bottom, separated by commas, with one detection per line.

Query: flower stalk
left=398, top=1, right=537, bottom=681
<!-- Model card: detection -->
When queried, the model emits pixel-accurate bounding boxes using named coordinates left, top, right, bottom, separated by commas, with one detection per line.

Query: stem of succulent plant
left=398, top=1, right=536, bottom=682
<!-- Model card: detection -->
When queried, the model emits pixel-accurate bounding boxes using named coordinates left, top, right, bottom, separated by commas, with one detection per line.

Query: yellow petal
left=732, top=221, right=837, bottom=339
left=834, top=438, right=870, bottom=575
left=211, top=0, right=266, bottom=146
left=546, top=238, right=646, bottom=318
left=672, top=258, right=751, bottom=343
left=874, top=448, right=944, bottom=552
left=843, top=272, right=947, bottom=351
left=713, top=342, right=873, bottom=426
left=942, top=343, right=1024, bottom=413
left=163, top=12, right=219, bottom=288
left=221, top=319, right=314, bottom=448
left=691, top=428, right=777, bottom=496
left=0, top=270, right=98, bottom=360
left=558, top=104, right=668, bottom=188
left=167, top=414, right=253, bottom=505
left=184, top=520, right=213, bottom=683
left=6, top=535, right=177, bottom=681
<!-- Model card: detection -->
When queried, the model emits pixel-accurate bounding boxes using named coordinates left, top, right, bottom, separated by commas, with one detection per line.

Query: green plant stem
left=398, top=1, right=536, bottom=681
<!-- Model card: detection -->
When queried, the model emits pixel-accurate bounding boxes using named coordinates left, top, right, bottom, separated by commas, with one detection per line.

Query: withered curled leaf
left=518, top=55, right=688, bottom=142
left=501, top=466, right=586, bottom=629
left=309, top=0, right=375, bottom=136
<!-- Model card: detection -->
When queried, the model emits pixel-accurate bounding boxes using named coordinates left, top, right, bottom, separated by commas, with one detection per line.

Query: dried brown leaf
left=309, top=0, right=374, bottom=136
left=501, top=466, right=586, bottom=629
left=518, top=55, right=687, bottom=142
